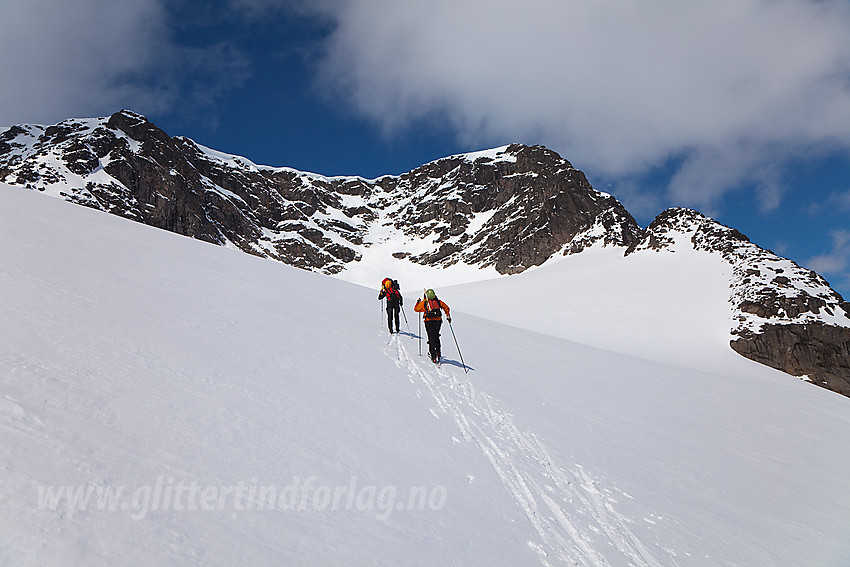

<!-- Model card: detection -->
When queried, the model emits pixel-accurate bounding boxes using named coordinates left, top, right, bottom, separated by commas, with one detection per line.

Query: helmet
left=425, top=289, right=436, bottom=300
left=384, top=279, right=392, bottom=289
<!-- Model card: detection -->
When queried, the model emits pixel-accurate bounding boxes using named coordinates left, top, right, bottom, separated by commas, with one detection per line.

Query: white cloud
left=0, top=0, right=249, bottom=127
left=0, top=0, right=169, bottom=125
left=312, top=0, right=850, bottom=210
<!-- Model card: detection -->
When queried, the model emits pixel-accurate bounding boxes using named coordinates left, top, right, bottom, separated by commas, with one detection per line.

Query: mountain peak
left=627, top=207, right=747, bottom=254
left=621, top=204, right=850, bottom=395
left=106, top=109, right=165, bottom=142
left=651, top=206, right=716, bottom=228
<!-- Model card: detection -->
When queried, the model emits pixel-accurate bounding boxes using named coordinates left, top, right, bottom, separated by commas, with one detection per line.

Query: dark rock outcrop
left=731, top=324, right=850, bottom=396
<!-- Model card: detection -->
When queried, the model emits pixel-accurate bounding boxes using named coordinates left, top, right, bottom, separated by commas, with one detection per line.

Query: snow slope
left=443, top=243, right=736, bottom=371
left=2, top=185, right=850, bottom=566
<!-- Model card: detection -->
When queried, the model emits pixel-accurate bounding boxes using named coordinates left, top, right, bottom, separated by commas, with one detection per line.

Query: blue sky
left=2, top=0, right=849, bottom=296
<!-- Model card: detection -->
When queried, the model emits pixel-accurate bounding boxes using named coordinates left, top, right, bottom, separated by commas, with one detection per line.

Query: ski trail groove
left=387, top=337, right=665, bottom=567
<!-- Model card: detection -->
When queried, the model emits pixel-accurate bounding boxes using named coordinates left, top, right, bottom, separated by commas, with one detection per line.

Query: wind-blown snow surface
left=2, top=185, right=850, bottom=566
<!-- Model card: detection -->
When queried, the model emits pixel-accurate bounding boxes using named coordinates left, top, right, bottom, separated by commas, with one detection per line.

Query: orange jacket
left=414, top=298, right=450, bottom=322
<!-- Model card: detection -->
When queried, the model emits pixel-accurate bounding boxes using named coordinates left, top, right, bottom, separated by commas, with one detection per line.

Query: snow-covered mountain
left=0, top=110, right=638, bottom=276
left=2, top=110, right=850, bottom=397
left=3, top=185, right=850, bottom=566
left=630, top=208, right=850, bottom=395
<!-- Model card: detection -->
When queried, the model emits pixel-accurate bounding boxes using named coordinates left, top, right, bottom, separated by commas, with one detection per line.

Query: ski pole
left=421, top=289, right=428, bottom=356
left=400, top=303, right=410, bottom=332
left=448, top=320, right=468, bottom=373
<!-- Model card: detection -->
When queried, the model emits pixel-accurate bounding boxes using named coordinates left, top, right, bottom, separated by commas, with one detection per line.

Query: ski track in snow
left=385, top=335, right=666, bottom=567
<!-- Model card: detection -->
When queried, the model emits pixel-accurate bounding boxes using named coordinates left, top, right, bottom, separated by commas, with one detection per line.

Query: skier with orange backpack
left=414, top=289, right=451, bottom=363
left=378, top=278, right=403, bottom=334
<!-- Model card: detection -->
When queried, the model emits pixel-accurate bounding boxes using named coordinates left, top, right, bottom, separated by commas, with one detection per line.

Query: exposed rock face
left=0, top=111, right=640, bottom=275
left=630, top=207, right=850, bottom=396
left=730, top=324, right=850, bottom=396
left=376, top=144, right=641, bottom=274
left=1, top=111, right=377, bottom=272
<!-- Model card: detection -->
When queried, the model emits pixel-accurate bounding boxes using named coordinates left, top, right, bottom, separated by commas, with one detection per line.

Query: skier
left=378, top=278, right=403, bottom=334
left=414, top=289, right=451, bottom=363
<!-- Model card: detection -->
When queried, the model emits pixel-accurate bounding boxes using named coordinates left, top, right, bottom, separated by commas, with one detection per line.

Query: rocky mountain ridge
left=0, top=110, right=640, bottom=276
left=2, top=110, right=849, bottom=396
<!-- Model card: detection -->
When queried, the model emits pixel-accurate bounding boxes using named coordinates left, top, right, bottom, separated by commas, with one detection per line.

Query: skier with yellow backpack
left=378, top=277, right=403, bottom=334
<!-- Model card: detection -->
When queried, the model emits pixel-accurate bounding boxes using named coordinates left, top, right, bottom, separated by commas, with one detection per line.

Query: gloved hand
left=447, top=316, right=452, bottom=323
